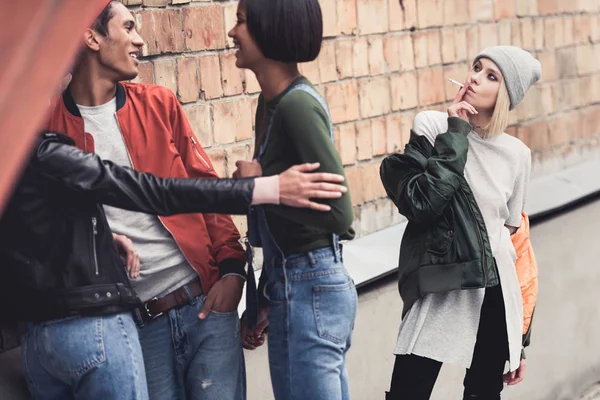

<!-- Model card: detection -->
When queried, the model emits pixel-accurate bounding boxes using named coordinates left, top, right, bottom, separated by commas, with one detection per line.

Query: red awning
left=0, top=0, right=109, bottom=215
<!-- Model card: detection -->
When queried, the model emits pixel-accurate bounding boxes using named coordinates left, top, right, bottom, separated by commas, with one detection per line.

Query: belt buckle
left=143, top=297, right=163, bottom=320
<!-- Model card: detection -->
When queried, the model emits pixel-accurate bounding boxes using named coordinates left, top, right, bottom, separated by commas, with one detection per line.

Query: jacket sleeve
left=167, top=94, right=246, bottom=278
left=380, top=116, right=472, bottom=224
left=35, top=136, right=255, bottom=216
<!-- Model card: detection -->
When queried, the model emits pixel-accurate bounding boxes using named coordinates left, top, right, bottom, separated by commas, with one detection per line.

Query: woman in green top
left=229, top=0, right=357, bottom=399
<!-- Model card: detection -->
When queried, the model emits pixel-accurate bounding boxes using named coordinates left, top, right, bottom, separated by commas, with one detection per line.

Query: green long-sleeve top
left=253, top=77, right=354, bottom=255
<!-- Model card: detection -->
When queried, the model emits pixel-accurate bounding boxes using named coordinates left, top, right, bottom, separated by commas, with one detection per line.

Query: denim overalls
left=246, top=84, right=357, bottom=400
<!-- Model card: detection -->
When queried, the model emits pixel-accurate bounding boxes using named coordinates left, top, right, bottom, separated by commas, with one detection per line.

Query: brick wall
left=125, top=0, right=600, bottom=238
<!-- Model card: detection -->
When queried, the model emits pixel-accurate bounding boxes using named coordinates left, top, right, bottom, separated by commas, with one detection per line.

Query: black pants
left=387, top=285, right=509, bottom=400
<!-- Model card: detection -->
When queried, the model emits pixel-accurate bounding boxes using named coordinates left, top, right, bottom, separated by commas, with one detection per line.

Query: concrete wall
left=120, top=0, right=600, bottom=238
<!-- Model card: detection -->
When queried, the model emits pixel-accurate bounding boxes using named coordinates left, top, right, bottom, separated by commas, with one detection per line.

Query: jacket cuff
left=447, top=117, right=473, bottom=136
left=219, top=258, right=247, bottom=279
left=252, top=176, right=280, bottom=205
left=521, top=348, right=526, bottom=360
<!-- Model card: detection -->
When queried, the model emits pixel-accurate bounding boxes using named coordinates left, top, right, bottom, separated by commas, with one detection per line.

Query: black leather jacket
left=0, top=133, right=255, bottom=324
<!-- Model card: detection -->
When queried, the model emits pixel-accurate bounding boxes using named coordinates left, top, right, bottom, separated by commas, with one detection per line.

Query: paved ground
left=2, top=197, right=600, bottom=399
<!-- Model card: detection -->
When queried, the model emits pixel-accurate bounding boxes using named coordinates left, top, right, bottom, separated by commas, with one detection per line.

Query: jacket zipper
left=113, top=115, right=196, bottom=272
left=92, top=217, right=99, bottom=276
left=189, top=136, right=211, bottom=170
left=460, top=189, right=487, bottom=285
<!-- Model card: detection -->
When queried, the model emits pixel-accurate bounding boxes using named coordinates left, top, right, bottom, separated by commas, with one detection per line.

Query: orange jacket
left=512, top=212, right=538, bottom=342
left=43, top=82, right=245, bottom=294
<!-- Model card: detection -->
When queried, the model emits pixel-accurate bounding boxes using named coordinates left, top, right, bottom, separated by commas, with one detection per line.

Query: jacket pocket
left=426, top=209, right=455, bottom=257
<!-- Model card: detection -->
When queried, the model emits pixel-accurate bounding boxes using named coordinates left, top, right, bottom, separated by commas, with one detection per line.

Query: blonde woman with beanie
left=380, top=46, right=542, bottom=399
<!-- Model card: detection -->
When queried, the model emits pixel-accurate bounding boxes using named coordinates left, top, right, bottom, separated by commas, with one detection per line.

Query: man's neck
left=70, top=65, right=118, bottom=107
left=253, top=62, right=301, bottom=101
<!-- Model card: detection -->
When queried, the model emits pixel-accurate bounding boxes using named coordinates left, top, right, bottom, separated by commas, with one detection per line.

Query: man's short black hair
left=246, top=0, right=323, bottom=63
left=91, top=1, right=118, bottom=37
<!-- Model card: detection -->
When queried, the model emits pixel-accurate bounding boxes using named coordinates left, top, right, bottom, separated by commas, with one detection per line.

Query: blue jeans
left=135, top=291, right=245, bottom=400
left=22, top=313, right=148, bottom=400
left=264, top=246, right=358, bottom=400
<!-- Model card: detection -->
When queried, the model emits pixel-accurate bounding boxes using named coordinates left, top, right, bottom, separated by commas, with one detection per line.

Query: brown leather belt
left=136, top=279, right=203, bottom=322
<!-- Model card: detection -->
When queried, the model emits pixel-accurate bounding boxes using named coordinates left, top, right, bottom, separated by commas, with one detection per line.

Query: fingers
left=131, top=252, right=140, bottom=279
left=452, top=84, right=469, bottom=104
left=198, top=293, right=215, bottom=320
left=290, top=162, right=320, bottom=173
left=304, top=200, right=332, bottom=212
left=305, top=172, right=346, bottom=183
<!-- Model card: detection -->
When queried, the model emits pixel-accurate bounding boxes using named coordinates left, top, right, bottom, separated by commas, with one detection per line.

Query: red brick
left=537, top=52, right=557, bottom=82
left=579, top=75, right=595, bottom=105
left=321, top=0, right=338, bottom=37
left=444, top=63, right=468, bottom=101
left=299, top=60, right=321, bottom=84
left=153, top=58, right=177, bottom=94
left=417, top=0, right=444, bottom=28
left=243, top=70, right=261, bottom=94
left=184, top=104, right=213, bottom=148
left=134, top=62, right=154, bottom=84
left=537, top=0, right=559, bottom=15
left=592, top=74, right=600, bottom=103
left=361, top=163, right=387, bottom=202
left=533, top=18, right=545, bottom=51
left=441, top=29, right=457, bottom=64
left=386, top=112, right=413, bottom=153
left=391, top=71, right=418, bottom=111
left=398, top=33, right=416, bottom=71
left=198, top=54, right=223, bottom=100
left=427, top=30, right=442, bottom=66
left=413, top=31, right=441, bottom=68
left=389, top=0, right=417, bottom=31
left=511, top=20, right=523, bottom=48
left=573, top=15, right=592, bottom=45
left=467, top=26, right=480, bottom=60
left=177, top=57, right=199, bottom=103
left=206, top=149, right=226, bottom=177
left=220, top=53, right=244, bottom=96
left=562, top=17, right=574, bottom=47
left=592, top=15, right=600, bottom=43
left=517, top=119, right=549, bottom=151
left=383, top=36, right=401, bottom=73
left=453, top=27, right=468, bottom=62
left=212, top=99, right=253, bottom=145
left=479, top=23, right=499, bottom=49
left=183, top=5, right=226, bottom=51
left=418, top=68, right=445, bottom=106
left=359, top=77, right=392, bottom=118
left=371, top=117, right=387, bottom=156
left=520, top=18, right=535, bottom=50
left=357, top=0, right=387, bottom=34
left=337, top=123, right=357, bottom=165
left=223, top=4, right=237, bottom=49
left=318, top=40, right=338, bottom=83
left=345, top=166, right=364, bottom=205
left=576, top=45, right=596, bottom=76
left=368, top=37, right=386, bottom=76
left=556, top=47, right=578, bottom=78
left=335, top=40, right=354, bottom=79
left=498, top=20, right=512, bottom=46
left=122, top=0, right=142, bottom=4
left=142, top=0, right=169, bottom=6
left=325, top=80, right=360, bottom=123
left=547, top=114, right=570, bottom=147
left=544, top=17, right=563, bottom=49
left=172, top=0, right=191, bottom=4
left=516, top=0, right=538, bottom=16
left=353, top=37, right=370, bottom=77
left=469, top=0, right=494, bottom=21
left=495, top=0, right=516, bottom=20
left=137, top=9, right=184, bottom=56
left=337, top=0, right=357, bottom=35
left=356, top=120, right=373, bottom=160
left=443, top=0, right=469, bottom=26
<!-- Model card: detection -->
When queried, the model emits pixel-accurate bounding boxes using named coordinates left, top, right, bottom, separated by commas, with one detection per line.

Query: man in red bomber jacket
left=45, top=2, right=251, bottom=398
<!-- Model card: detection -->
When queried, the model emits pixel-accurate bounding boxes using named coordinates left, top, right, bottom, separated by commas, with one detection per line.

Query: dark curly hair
left=91, top=1, right=118, bottom=36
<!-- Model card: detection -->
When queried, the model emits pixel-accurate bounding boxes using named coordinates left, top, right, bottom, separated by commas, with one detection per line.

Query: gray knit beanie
left=473, top=46, right=542, bottom=110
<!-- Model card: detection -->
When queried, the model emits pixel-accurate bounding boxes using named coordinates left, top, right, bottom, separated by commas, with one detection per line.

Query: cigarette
left=448, top=78, right=464, bottom=88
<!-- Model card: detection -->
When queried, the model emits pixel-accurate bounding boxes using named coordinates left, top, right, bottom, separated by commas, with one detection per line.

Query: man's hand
left=233, top=160, right=262, bottom=179
left=198, top=275, right=244, bottom=319
left=112, top=233, right=140, bottom=279
left=503, top=358, right=526, bottom=385
left=241, top=307, right=269, bottom=350
left=279, top=162, right=347, bottom=211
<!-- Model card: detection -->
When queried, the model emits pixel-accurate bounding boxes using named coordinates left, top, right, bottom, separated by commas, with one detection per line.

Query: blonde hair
left=485, top=81, right=510, bottom=138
